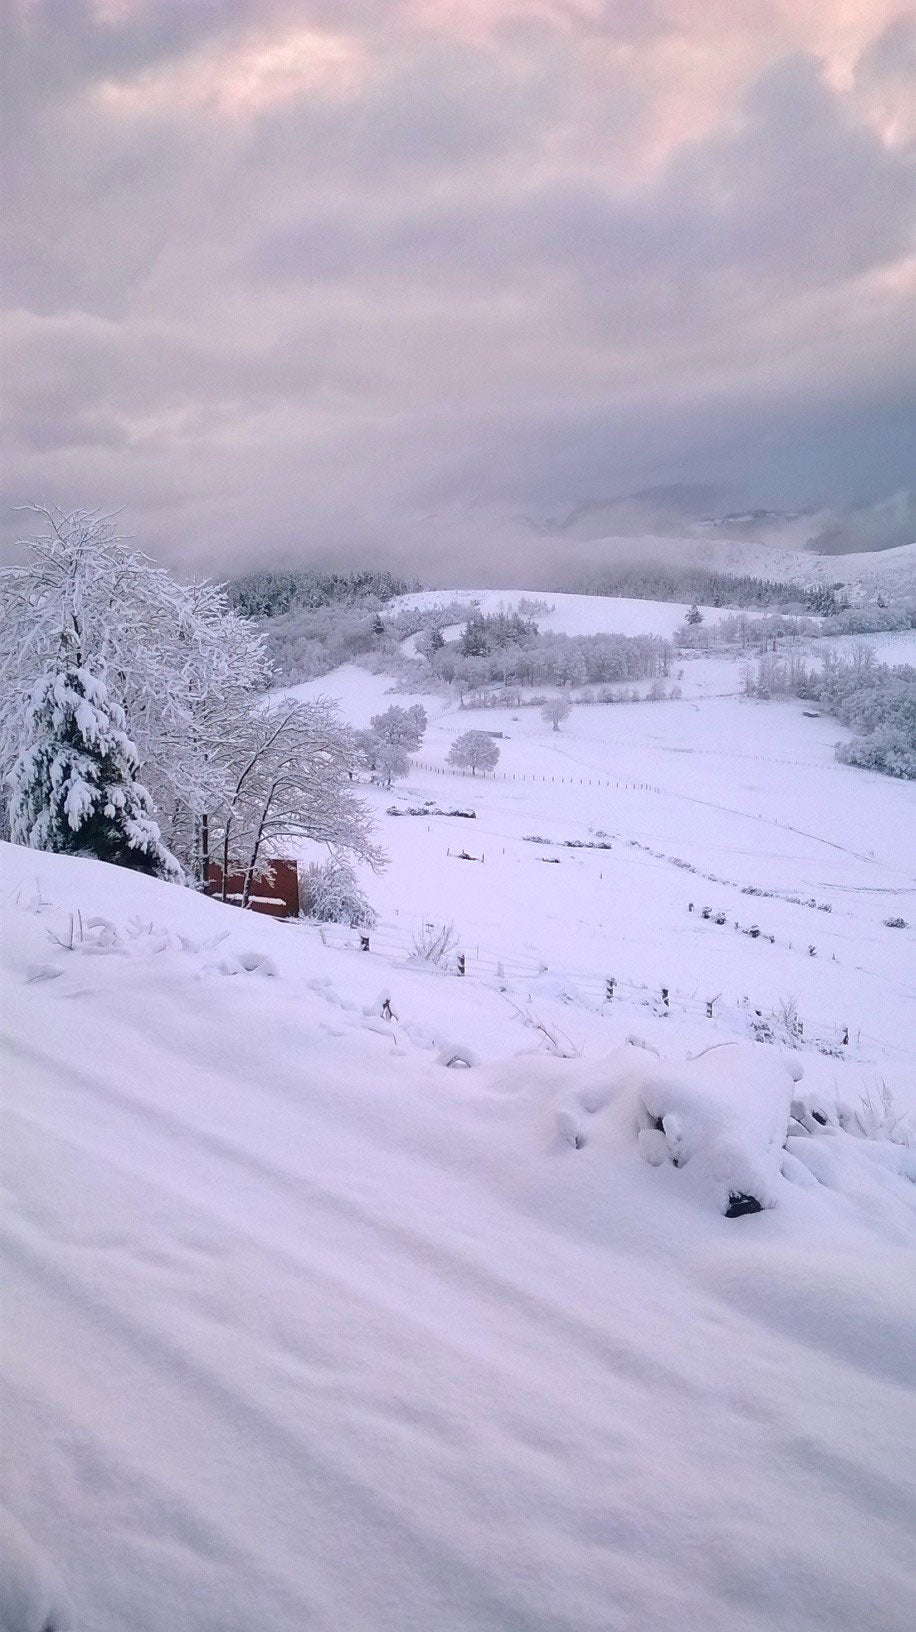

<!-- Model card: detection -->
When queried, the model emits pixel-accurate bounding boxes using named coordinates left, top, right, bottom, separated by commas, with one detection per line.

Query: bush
left=303, top=856, right=377, bottom=927
left=410, top=922, right=458, bottom=966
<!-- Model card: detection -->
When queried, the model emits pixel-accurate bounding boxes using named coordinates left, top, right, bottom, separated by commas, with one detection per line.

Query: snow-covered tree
left=375, top=741, right=410, bottom=787
left=0, top=507, right=269, bottom=873
left=353, top=731, right=409, bottom=785
left=303, top=855, right=377, bottom=927
left=212, top=697, right=385, bottom=908
left=685, top=603, right=704, bottom=625
left=369, top=704, right=427, bottom=752
left=447, top=731, right=500, bottom=775
left=354, top=728, right=382, bottom=773
left=459, top=615, right=489, bottom=657
left=541, top=696, right=572, bottom=731
left=9, top=656, right=181, bottom=879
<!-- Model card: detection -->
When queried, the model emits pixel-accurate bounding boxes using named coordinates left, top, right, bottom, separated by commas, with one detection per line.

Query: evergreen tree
left=9, top=658, right=181, bottom=879
left=460, top=616, right=490, bottom=657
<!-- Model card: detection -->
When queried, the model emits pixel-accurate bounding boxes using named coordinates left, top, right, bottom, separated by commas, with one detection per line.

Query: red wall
left=207, top=859, right=300, bottom=919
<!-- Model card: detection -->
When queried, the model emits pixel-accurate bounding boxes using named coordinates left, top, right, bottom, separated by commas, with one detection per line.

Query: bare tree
left=212, top=698, right=385, bottom=908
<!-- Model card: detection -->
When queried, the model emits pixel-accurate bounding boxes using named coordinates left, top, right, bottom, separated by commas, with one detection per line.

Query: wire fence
left=291, top=910, right=889, bottom=1061
left=411, top=759, right=661, bottom=791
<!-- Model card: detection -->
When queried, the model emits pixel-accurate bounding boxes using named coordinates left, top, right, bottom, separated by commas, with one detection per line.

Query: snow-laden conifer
left=9, top=657, right=181, bottom=879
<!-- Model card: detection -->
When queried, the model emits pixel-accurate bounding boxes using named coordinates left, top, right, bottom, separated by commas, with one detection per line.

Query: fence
left=293, top=910, right=874, bottom=1060
left=411, top=759, right=661, bottom=792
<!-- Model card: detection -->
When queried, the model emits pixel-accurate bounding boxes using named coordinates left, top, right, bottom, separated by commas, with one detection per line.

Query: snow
left=0, top=1510, right=74, bottom=1632
left=2, top=837, right=914, bottom=1632
left=393, top=588, right=729, bottom=640
left=3, top=584, right=915, bottom=1631
left=503, top=528, right=916, bottom=597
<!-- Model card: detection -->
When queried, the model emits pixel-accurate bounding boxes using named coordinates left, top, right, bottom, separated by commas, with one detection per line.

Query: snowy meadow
left=1, top=512, right=915, bottom=1632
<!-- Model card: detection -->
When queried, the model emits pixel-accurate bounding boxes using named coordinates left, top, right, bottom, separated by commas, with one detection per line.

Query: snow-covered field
left=2, top=587, right=915, bottom=1632
left=396, top=587, right=731, bottom=640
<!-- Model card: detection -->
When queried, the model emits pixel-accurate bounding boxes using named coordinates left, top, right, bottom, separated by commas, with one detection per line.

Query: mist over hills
left=545, top=485, right=916, bottom=557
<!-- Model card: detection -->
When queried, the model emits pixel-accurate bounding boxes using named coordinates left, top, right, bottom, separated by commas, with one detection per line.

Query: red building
left=207, top=859, right=300, bottom=919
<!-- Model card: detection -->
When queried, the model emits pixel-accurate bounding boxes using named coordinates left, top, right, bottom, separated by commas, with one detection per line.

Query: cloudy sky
left=3, top=0, right=914, bottom=577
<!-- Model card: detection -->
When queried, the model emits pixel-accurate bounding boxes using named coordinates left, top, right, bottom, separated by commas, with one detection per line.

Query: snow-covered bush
left=303, top=855, right=377, bottom=928
left=9, top=659, right=181, bottom=880
left=840, top=1082, right=915, bottom=1148
left=837, top=727, right=916, bottom=780
left=447, top=731, right=500, bottom=775
left=410, top=921, right=458, bottom=966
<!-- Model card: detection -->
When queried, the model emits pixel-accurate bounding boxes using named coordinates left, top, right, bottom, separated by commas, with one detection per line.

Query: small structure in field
left=207, top=859, right=300, bottom=919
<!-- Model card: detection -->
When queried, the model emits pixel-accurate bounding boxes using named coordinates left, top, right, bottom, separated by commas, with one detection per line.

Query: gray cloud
left=2, top=1, right=914, bottom=577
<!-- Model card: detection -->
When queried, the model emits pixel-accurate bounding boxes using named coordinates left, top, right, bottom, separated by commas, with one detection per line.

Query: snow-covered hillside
left=1, top=842, right=914, bottom=1632
left=529, top=529, right=916, bottom=598
left=3, top=583, right=915, bottom=1632
left=395, top=589, right=730, bottom=640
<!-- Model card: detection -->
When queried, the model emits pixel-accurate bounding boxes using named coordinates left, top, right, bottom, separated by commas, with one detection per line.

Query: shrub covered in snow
left=303, top=855, right=378, bottom=928
left=410, top=921, right=458, bottom=966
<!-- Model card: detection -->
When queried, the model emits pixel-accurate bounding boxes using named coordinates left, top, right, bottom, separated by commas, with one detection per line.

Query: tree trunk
left=220, top=818, right=233, bottom=902
left=199, top=811, right=209, bottom=890
left=241, top=783, right=278, bottom=908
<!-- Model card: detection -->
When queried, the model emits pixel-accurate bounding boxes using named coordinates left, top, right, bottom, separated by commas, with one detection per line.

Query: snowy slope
left=394, top=589, right=729, bottom=639
left=4, top=584, right=916, bottom=1630
left=281, top=613, right=916, bottom=1093
left=520, top=529, right=916, bottom=596
left=2, top=845, right=914, bottom=1632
